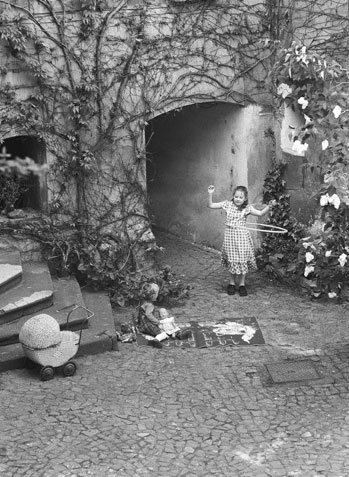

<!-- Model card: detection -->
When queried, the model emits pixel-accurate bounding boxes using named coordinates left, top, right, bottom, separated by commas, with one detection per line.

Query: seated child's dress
left=136, top=302, right=162, bottom=337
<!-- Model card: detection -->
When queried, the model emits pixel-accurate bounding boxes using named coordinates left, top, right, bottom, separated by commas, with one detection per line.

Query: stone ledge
left=0, top=261, right=54, bottom=326
left=0, top=264, right=22, bottom=294
left=0, top=290, right=54, bottom=325
left=0, top=289, right=53, bottom=314
left=0, top=250, right=23, bottom=294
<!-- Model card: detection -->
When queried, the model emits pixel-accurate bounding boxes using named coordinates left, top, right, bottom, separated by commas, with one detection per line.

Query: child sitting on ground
left=136, top=283, right=191, bottom=349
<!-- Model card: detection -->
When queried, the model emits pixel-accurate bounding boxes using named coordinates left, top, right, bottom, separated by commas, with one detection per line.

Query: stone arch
left=145, top=100, right=274, bottom=249
left=1, top=135, right=47, bottom=212
left=147, top=95, right=246, bottom=121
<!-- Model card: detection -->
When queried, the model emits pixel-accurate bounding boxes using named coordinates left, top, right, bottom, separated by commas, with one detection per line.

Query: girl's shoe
left=147, top=339, right=163, bottom=349
left=176, top=329, right=192, bottom=340
left=239, top=285, right=248, bottom=297
left=227, top=284, right=236, bottom=295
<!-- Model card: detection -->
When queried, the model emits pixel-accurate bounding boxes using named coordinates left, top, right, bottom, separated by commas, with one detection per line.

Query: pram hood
left=19, top=313, right=62, bottom=350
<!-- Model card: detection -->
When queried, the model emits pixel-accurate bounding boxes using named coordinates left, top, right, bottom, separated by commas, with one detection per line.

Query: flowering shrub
left=297, top=191, right=349, bottom=300
left=257, top=162, right=349, bottom=300
left=274, top=43, right=349, bottom=167
left=271, top=42, right=349, bottom=300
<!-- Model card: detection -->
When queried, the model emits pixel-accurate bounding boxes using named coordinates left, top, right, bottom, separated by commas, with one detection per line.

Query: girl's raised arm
left=249, top=200, right=277, bottom=217
left=207, top=185, right=225, bottom=209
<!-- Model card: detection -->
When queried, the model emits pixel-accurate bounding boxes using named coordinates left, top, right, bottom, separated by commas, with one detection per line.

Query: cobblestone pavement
left=2, top=232, right=349, bottom=477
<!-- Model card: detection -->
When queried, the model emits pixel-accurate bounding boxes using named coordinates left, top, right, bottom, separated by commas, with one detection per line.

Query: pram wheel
left=40, top=366, right=55, bottom=381
left=62, top=361, right=77, bottom=377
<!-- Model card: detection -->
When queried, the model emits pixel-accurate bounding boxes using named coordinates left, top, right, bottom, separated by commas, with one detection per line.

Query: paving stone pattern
left=1, top=232, right=349, bottom=476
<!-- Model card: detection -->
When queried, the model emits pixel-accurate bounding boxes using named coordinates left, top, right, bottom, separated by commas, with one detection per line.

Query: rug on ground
left=136, top=317, right=265, bottom=348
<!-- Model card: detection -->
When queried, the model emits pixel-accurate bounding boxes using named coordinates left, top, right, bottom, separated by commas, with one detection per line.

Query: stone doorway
left=145, top=102, right=255, bottom=249
left=1, top=136, right=47, bottom=212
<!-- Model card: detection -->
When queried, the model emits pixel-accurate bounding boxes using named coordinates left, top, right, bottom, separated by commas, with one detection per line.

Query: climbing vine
left=0, top=0, right=278, bottom=294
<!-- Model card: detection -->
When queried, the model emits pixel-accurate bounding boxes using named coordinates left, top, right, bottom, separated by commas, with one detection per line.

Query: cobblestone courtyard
left=1, top=232, right=349, bottom=476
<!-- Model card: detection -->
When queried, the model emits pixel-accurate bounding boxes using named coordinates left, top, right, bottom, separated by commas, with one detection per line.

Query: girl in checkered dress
left=208, top=185, right=275, bottom=296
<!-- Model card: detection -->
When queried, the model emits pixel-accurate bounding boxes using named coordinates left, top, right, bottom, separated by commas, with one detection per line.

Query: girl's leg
left=140, top=323, right=165, bottom=349
left=238, top=274, right=248, bottom=296
left=147, top=331, right=167, bottom=349
left=227, top=273, right=236, bottom=295
left=229, top=273, right=236, bottom=285
left=234, top=273, right=246, bottom=285
left=155, top=332, right=168, bottom=342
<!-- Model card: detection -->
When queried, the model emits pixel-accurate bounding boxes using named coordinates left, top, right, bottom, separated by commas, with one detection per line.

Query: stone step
left=0, top=276, right=88, bottom=347
left=0, top=250, right=23, bottom=294
left=0, top=261, right=53, bottom=325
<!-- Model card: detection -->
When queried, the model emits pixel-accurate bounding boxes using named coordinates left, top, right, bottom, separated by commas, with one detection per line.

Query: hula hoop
left=235, top=222, right=288, bottom=234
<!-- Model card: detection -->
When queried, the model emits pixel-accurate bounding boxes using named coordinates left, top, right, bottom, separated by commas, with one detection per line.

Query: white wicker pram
left=19, top=305, right=94, bottom=381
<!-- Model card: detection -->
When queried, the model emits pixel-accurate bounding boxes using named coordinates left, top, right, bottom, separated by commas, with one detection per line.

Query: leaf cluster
left=297, top=204, right=349, bottom=301
left=110, top=265, right=190, bottom=308
left=0, top=174, right=26, bottom=213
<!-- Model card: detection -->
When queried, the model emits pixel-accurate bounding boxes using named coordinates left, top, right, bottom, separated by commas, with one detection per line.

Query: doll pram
left=19, top=305, right=94, bottom=381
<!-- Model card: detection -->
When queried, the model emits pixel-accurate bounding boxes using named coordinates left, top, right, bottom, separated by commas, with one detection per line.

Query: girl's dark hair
left=232, top=186, right=248, bottom=209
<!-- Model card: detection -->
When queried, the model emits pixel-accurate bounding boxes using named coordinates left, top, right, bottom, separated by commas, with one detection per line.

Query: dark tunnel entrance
left=145, top=102, right=244, bottom=248
left=1, top=136, right=47, bottom=213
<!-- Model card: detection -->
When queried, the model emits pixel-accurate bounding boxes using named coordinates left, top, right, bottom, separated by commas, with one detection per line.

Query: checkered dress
left=221, top=201, right=257, bottom=275
left=136, top=303, right=162, bottom=337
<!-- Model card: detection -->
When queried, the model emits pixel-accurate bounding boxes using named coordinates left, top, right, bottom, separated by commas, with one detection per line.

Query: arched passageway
left=145, top=102, right=270, bottom=249
left=1, top=136, right=47, bottom=212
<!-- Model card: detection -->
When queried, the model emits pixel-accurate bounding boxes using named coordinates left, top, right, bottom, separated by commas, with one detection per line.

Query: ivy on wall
left=0, top=0, right=277, bottom=287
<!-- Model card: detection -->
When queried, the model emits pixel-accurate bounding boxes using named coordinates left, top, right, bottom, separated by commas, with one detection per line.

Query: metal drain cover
left=266, top=360, right=320, bottom=384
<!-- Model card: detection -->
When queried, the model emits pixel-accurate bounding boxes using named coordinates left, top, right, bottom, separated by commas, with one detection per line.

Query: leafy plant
left=256, top=161, right=306, bottom=282
left=0, top=174, right=25, bottom=213
left=109, top=265, right=191, bottom=308
left=0, top=174, right=21, bottom=214
left=74, top=234, right=132, bottom=288
left=10, top=212, right=190, bottom=305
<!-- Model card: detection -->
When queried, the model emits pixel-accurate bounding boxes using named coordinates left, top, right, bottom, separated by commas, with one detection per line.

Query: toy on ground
left=158, top=308, right=181, bottom=338
left=19, top=305, right=94, bottom=381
